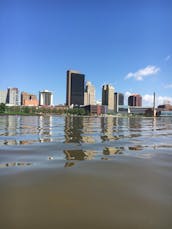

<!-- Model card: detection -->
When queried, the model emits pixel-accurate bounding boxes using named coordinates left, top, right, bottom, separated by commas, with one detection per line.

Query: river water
left=0, top=115, right=172, bottom=228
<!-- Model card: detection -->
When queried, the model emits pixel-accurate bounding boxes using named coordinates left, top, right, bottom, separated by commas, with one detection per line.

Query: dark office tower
left=128, top=94, right=142, bottom=107
left=114, top=92, right=124, bottom=112
left=66, top=70, right=85, bottom=106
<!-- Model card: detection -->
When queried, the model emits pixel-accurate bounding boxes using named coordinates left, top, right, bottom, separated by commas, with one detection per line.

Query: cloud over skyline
left=125, top=65, right=160, bottom=81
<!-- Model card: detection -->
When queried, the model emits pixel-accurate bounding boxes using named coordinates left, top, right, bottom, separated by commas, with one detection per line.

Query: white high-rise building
left=6, top=88, right=19, bottom=106
left=39, top=90, right=53, bottom=106
left=0, top=90, right=7, bottom=104
left=84, top=81, right=96, bottom=105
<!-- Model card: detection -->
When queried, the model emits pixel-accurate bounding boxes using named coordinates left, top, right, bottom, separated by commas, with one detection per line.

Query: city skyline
left=1, top=0, right=172, bottom=106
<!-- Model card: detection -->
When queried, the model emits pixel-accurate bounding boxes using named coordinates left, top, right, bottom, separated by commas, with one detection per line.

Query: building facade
left=84, top=81, right=95, bottom=105
left=84, top=105, right=106, bottom=115
left=128, top=94, right=142, bottom=107
left=0, top=90, right=7, bottom=104
left=66, top=70, right=85, bottom=106
left=6, top=88, right=19, bottom=106
left=102, top=84, right=115, bottom=111
left=39, top=90, right=53, bottom=106
left=21, top=92, right=38, bottom=106
left=114, top=92, right=124, bottom=112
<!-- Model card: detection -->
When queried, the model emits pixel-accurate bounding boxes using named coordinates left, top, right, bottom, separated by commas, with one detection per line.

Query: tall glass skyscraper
left=66, top=70, right=85, bottom=106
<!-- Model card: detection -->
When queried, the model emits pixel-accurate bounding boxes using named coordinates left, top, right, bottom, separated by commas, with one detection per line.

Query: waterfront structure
left=157, top=110, right=172, bottom=116
left=84, top=81, right=96, bottom=105
left=6, top=88, right=19, bottom=106
left=84, top=105, right=106, bottom=115
left=128, top=94, right=142, bottom=107
left=66, top=70, right=85, bottom=107
left=157, top=103, right=172, bottom=110
left=21, top=92, right=38, bottom=106
left=102, top=84, right=114, bottom=111
left=0, top=90, right=7, bottom=104
left=39, top=90, right=53, bottom=106
left=114, top=92, right=124, bottom=112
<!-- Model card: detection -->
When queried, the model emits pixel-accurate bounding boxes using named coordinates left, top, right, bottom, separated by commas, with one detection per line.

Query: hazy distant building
left=0, top=90, right=7, bottom=104
left=157, top=103, right=172, bottom=110
left=128, top=94, right=142, bottom=107
left=102, top=84, right=114, bottom=111
left=21, top=92, right=38, bottom=106
left=114, top=92, right=124, bottom=112
left=66, top=70, right=85, bottom=106
left=6, top=88, right=19, bottom=106
left=84, top=81, right=95, bottom=105
left=39, top=90, right=53, bottom=106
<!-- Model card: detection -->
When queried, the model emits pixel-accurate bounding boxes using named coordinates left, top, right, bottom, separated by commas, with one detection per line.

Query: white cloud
left=165, top=55, right=171, bottom=62
left=164, top=84, right=172, bottom=89
left=142, top=94, right=172, bottom=106
left=124, top=91, right=132, bottom=97
left=142, top=94, right=154, bottom=106
left=125, top=65, right=160, bottom=81
left=155, top=96, right=172, bottom=106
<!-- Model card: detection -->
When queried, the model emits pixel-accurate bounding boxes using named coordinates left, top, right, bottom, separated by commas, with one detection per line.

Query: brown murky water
left=0, top=115, right=172, bottom=228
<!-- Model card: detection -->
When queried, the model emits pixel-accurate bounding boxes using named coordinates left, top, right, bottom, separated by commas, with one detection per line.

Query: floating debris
left=48, top=156, right=54, bottom=160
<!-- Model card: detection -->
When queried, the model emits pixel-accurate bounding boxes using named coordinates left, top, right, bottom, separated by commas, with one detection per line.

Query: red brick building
left=21, top=92, right=38, bottom=106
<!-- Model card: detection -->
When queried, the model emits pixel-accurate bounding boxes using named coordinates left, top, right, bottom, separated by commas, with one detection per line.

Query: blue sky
left=0, top=0, right=172, bottom=106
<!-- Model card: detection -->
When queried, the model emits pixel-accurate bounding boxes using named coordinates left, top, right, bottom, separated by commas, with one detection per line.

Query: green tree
left=0, top=103, right=6, bottom=113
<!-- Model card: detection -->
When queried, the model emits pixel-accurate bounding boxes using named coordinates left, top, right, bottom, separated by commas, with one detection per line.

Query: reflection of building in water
left=64, top=150, right=95, bottom=161
left=128, top=117, right=142, bottom=131
left=84, top=150, right=95, bottom=160
left=81, top=117, right=96, bottom=143
left=81, top=135, right=95, bottom=143
left=101, top=117, right=115, bottom=141
left=103, top=147, right=122, bottom=155
left=64, top=150, right=86, bottom=160
left=64, top=116, right=83, bottom=143
left=38, top=115, right=53, bottom=142
left=5, top=115, right=20, bottom=136
left=0, top=115, right=20, bottom=145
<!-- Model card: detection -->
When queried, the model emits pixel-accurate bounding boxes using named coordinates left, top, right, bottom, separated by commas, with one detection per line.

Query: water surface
left=0, top=115, right=172, bottom=228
